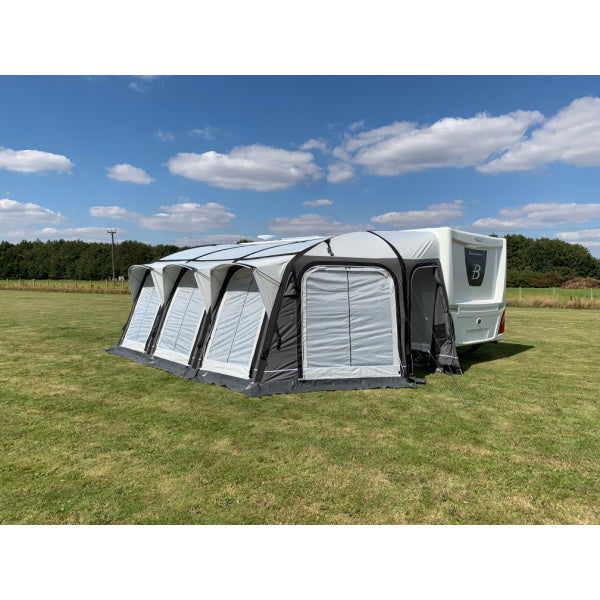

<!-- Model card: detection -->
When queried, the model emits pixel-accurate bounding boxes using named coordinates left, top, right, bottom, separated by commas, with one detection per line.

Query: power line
left=107, top=229, right=117, bottom=282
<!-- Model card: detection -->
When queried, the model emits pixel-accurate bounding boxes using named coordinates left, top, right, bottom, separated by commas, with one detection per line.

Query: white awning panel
left=154, top=269, right=206, bottom=364
left=202, top=268, right=266, bottom=378
left=376, top=230, right=439, bottom=260
left=301, top=265, right=400, bottom=379
left=245, top=256, right=291, bottom=316
left=128, top=265, right=151, bottom=301
left=121, top=274, right=161, bottom=352
left=328, top=232, right=396, bottom=258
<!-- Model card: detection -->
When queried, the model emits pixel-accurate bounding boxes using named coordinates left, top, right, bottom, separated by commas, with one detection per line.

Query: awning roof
left=128, top=230, right=442, bottom=312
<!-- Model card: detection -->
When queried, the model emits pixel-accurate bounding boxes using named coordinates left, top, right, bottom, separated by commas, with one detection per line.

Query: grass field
left=0, top=279, right=129, bottom=294
left=506, top=287, right=598, bottom=299
left=506, top=286, right=600, bottom=309
left=1, top=290, right=599, bottom=524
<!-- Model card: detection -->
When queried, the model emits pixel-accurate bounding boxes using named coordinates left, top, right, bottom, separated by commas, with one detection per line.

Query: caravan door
left=301, top=266, right=400, bottom=379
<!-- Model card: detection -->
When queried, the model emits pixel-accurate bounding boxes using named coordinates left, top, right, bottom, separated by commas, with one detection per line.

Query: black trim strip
left=189, top=312, right=210, bottom=368
left=105, top=345, right=415, bottom=397
left=154, top=250, right=311, bottom=264
left=249, top=312, right=268, bottom=379
left=233, top=239, right=324, bottom=261
left=144, top=304, right=165, bottom=354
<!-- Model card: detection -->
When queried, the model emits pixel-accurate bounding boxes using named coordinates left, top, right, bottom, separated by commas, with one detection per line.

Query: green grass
left=507, top=286, right=597, bottom=300
left=1, top=290, right=599, bottom=524
left=506, top=287, right=600, bottom=308
left=0, top=279, right=129, bottom=294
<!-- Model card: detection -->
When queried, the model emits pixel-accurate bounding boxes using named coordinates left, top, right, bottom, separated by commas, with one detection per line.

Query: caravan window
left=122, top=274, right=161, bottom=352
left=302, top=266, right=400, bottom=379
left=153, top=269, right=206, bottom=364
left=203, top=268, right=266, bottom=378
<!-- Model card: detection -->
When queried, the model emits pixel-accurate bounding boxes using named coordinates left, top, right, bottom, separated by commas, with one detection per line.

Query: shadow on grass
left=457, top=342, right=534, bottom=372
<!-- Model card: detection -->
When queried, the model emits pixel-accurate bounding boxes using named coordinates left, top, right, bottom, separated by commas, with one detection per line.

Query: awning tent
left=106, top=231, right=460, bottom=396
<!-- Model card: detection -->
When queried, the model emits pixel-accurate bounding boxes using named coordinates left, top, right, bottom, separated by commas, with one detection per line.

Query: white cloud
left=33, top=227, right=118, bottom=243
left=189, top=126, right=220, bottom=140
left=0, top=147, right=73, bottom=174
left=342, top=111, right=544, bottom=175
left=303, top=198, right=332, bottom=207
left=556, top=229, right=600, bottom=242
left=89, top=205, right=138, bottom=220
left=342, top=122, right=416, bottom=155
left=479, top=97, right=600, bottom=173
left=88, top=200, right=235, bottom=234
left=139, top=202, right=235, bottom=232
left=348, top=119, right=365, bottom=131
left=331, top=145, right=351, bottom=162
left=555, top=229, right=600, bottom=256
left=156, top=130, right=175, bottom=142
left=0, top=198, right=68, bottom=242
left=106, top=163, right=154, bottom=185
left=578, top=241, right=600, bottom=254
left=128, top=77, right=161, bottom=93
left=257, top=234, right=277, bottom=240
left=371, top=200, right=466, bottom=228
left=472, top=202, right=600, bottom=230
left=300, top=138, right=328, bottom=152
left=174, top=234, right=252, bottom=246
left=268, top=213, right=370, bottom=236
left=327, top=162, right=355, bottom=183
left=0, top=198, right=67, bottom=225
left=128, top=82, right=146, bottom=93
left=166, top=144, right=322, bottom=191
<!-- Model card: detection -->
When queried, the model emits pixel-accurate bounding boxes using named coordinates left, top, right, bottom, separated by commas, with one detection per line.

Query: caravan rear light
left=498, top=309, right=505, bottom=335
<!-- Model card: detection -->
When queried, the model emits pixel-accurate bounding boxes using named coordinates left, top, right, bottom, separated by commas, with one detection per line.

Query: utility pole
left=107, top=229, right=117, bottom=282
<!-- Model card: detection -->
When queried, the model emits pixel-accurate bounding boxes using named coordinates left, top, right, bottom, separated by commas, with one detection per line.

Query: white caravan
left=410, top=228, right=507, bottom=347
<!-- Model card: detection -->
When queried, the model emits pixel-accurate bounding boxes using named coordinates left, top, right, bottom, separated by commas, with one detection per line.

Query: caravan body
left=404, top=228, right=507, bottom=346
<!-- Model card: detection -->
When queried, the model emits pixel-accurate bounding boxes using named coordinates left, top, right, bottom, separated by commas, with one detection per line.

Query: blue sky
left=2, top=75, right=600, bottom=255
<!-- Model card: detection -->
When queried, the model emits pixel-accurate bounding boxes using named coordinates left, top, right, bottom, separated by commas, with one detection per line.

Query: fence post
left=519, top=286, right=522, bottom=299
left=122, top=279, right=124, bottom=290
left=47, top=279, right=49, bottom=287
left=75, top=279, right=77, bottom=289
left=33, top=278, right=35, bottom=288
left=592, top=288, right=594, bottom=301
left=106, top=279, right=108, bottom=289
left=553, top=287, right=556, bottom=298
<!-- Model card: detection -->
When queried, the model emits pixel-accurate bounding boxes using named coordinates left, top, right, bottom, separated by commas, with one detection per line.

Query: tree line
left=0, top=239, right=183, bottom=280
left=0, top=235, right=599, bottom=285
left=504, top=234, right=600, bottom=287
